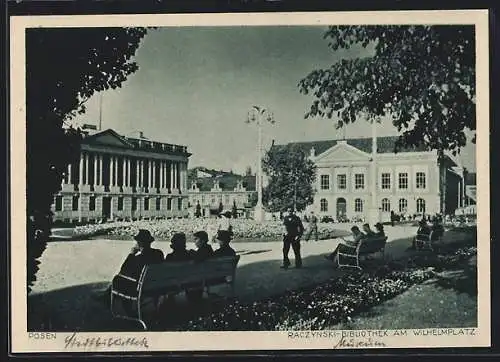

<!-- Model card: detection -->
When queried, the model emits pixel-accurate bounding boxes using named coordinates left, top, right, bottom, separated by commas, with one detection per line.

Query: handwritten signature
left=333, top=335, right=386, bottom=349
left=64, top=332, right=149, bottom=349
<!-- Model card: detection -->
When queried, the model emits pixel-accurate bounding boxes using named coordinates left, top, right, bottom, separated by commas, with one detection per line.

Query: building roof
left=465, top=172, right=476, bottom=185
left=282, top=136, right=428, bottom=156
left=82, top=128, right=191, bottom=156
left=188, top=170, right=256, bottom=192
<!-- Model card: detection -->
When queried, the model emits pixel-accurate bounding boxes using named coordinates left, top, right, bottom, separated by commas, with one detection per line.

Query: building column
left=152, top=160, right=156, bottom=190
left=122, top=157, right=126, bottom=187
left=138, top=160, right=142, bottom=188
left=127, top=158, right=131, bottom=187
left=109, top=156, right=114, bottom=187
left=97, top=155, right=102, bottom=186
left=159, top=161, right=164, bottom=189
left=179, top=162, right=184, bottom=190
left=136, top=159, right=140, bottom=188
left=114, top=156, right=118, bottom=187
left=78, top=153, right=84, bottom=187
left=93, top=154, right=98, bottom=186
left=170, top=161, right=174, bottom=190
left=174, top=162, right=178, bottom=189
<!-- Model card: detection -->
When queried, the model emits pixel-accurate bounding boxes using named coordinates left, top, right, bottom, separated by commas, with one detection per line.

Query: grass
left=333, top=282, right=477, bottom=330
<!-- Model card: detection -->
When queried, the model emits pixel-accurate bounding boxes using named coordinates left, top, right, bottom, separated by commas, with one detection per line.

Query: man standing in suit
left=281, top=207, right=305, bottom=269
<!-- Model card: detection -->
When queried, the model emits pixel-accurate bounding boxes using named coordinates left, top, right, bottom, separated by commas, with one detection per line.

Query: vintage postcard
left=10, top=10, right=490, bottom=353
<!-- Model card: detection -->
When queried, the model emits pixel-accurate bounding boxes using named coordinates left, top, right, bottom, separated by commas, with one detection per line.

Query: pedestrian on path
left=281, top=207, right=305, bottom=269
left=305, top=211, right=318, bottom=242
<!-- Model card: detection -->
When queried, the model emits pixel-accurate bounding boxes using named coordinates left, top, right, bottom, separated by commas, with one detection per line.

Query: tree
left=298, top=25, right=475, bottom=213
left=26, top=27, right=149, bottom=293
left=245, top=166, right=253, bottom=176
left=262, top=144, right=317, bottom=212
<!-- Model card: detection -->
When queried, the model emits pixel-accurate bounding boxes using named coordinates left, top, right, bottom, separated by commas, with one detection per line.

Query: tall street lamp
left=368, top=116, right=381, bottom=225
left=246, top=105, right=275, bottom=222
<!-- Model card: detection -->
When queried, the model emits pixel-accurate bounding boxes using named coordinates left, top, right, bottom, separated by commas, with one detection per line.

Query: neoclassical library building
left=51, top=128, right=191, bottom=223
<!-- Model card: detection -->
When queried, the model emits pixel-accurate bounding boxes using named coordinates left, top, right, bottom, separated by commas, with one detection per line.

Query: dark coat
left=283, top=214, right=305, bottom=237
left=191, top=244, right=214, bottom=262
left=213, top=245, right=236, bottom=257
left=164, top=250, right=194, bottom=262
left=119, top=247, right=164, bottom=280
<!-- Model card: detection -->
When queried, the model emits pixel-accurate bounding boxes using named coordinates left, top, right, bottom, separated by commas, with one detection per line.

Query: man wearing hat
left=213, top=230, right=236, bottom=257
left=93, top=229, right=163, bottom=307
left=120, top=229, right=164, bottom=276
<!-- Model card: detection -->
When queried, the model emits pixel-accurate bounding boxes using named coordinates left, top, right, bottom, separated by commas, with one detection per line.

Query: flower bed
left=176, top=247, right=477, bottom=331
left=180, top=267, right=435, bottom=331
left=74, top=219, right=345, bottom=241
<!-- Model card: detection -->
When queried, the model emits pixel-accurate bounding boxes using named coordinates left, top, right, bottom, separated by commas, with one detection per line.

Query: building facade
left=286, top=137, right=465, bottom=221
left=52, top=128, right=191, bottom=224
left=187, top=168, right=256, bottom=218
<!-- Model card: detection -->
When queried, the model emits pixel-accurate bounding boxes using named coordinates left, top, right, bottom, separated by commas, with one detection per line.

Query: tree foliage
left=26, top=27, right=148, bottom=293
left=262, top=144, right=317, bottom=212
left=298, top=25, right=475, bottom=155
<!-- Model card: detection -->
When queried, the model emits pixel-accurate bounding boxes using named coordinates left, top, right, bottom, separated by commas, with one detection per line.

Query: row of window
left=54, top=196, right=183, bottom=212
left=320, top=172, right=426, bottom=191
left=319, top=198, right=427, bottom=213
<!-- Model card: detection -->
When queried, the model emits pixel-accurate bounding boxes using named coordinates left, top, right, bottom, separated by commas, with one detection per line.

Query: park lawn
left=332, top=281, right=477, bottom=330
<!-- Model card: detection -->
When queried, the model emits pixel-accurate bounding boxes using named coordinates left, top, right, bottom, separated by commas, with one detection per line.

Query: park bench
left=110, top=255, right=240, bottom=330
left=414, top=228, right=444, bottom=251
left=337, top=236, right=388, bottom=270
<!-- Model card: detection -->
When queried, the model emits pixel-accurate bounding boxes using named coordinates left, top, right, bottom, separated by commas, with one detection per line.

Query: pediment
left=83, top=129, right=133, bottom=148
left=314, top=142, right=370, bottom=163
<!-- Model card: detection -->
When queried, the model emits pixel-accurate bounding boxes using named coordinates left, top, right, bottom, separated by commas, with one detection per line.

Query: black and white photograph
left=10, top=10, right=490, bottom=352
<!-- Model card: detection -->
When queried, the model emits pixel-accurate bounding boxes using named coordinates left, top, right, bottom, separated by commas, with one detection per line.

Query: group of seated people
left=95, top=227, right=236, bottom=307
left=324, top=222, right=385, bottom=266
left=411, top=216, right=445, bottom=249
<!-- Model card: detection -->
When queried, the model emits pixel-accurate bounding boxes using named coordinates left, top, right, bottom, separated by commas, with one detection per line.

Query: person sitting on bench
left=191, top=230, right=214, bottom=262
left=374, top=222, right=385, bottom=237
left=186, top=230, right=214, bottom=302
left=412, top=219, right=431, bottom=249
left=213, top=230, right=236, bottom=257
left=430, top=216, right=444, bottom=241
left=93, top=229, right=163, bottom=308
left=362, top=223, right=376, bottom=238
left=324, top=226, right=365, bottom=265
left=164, top=232, right=193, bottom=262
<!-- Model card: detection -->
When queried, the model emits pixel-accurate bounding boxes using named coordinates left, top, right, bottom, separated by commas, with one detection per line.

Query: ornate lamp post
left=246, top=106, right=275, bottom=222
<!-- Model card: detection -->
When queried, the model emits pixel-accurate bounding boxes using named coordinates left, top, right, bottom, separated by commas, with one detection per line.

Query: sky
left=77, top=26, right=476, bottom=174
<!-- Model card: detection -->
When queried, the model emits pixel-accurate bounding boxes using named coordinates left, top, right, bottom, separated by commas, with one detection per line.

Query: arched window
left=416, top=198, right=426, bottom=213
left=381, top=198, right=391, bottom=212
left=320, top=198, right=328, bottom=212
left=398, top=198, right=408, bottom=213
left=354, top=198, right=364, bottom=212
